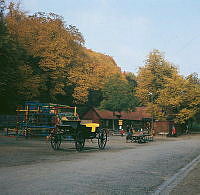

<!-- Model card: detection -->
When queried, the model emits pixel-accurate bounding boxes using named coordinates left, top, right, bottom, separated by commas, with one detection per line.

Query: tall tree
left=136, top=50, right=178, bottom=121
left=124, top=72, right=137, bottom=89
left=6, top=5, right=85, bottom=102
left=4, top=2, right=123, bottom=111
left=136, top=49, right=177, bottom=104
left=137, top=49, right=200, bottom=124
left=156, top=72, right=200, bottom=124
left=0, top=3, right=23, bottom=113
left=68, top=49, right=121, bottom=103
left=99, top=74, right=138, bottom=113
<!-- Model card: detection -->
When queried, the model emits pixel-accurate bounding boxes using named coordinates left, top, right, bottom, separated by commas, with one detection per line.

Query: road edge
left=153, top=154, right=200, bottom=195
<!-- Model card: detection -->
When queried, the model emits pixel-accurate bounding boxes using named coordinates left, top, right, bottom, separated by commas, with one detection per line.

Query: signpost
left=118, top=120, right=123, bottom=129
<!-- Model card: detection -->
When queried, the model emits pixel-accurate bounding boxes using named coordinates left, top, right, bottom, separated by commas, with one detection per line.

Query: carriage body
left=54, top=118, right=107, bottom=151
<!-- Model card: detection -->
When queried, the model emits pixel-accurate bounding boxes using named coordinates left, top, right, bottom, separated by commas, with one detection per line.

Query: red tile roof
left=94, top=107, right=151, bottom=121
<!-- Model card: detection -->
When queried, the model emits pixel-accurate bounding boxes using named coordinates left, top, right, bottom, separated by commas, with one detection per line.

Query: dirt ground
left=1, top=134, right=200, bottom=194
left=0, top=134, right=179, bottom=168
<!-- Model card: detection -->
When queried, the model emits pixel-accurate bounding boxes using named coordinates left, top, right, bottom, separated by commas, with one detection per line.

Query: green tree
left=0, top=2, right=44, bottom=113
left=99, top=74, right=138, bottom=113
left=124, top=72, right=137, bottom=89
left=0, top=6, right=22, bottom=113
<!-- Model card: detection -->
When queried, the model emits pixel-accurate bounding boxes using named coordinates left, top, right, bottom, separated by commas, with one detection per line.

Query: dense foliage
left=99, top=74, right=138, bottom=112
left=0, top=2, right=199, bottom=127
left=136, top=50, right=200, bottom=124
left=0, top=2, right=124, bottom=114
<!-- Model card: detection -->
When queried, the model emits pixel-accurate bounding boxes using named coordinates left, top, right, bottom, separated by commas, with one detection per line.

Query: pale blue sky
left=10, top=0, right=200, bottom=76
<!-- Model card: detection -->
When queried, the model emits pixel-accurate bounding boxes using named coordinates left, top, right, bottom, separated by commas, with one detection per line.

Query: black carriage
left=49, top=106, right=108, bottom=151
left=51, top=120, right=108, bottom=151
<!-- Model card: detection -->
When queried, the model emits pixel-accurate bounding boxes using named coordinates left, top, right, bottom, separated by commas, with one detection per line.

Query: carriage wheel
left=50, top=134, right=61, bottom=150
left=75, top=132, right=85, bottom=152
left=24, top=128, right=31, bottom=139
left=98, top=129, right=107, bottom=150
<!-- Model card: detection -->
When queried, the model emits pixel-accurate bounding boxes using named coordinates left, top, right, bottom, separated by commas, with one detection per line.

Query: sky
left=9, top=0, right=200, bottom=76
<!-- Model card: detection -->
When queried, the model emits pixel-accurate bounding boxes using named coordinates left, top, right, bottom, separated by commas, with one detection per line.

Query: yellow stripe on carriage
left=84, top=123, right=99, bottom=132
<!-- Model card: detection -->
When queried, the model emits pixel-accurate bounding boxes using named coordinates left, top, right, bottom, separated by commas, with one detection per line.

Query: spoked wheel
left=98, top=129, right=107, bottom=150
left=50, top=134, right=61, bottom=150
left=24, top=128, right=31, bottom=139
left=75, top=132, right=85, bottom=152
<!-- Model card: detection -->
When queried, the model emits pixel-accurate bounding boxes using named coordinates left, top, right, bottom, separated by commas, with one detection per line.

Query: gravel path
left=0, top=135, right=200, bottom=194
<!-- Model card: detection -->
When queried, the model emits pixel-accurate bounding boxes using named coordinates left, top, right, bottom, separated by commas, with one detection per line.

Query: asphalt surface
left=0, top=135, right=200, bottom=194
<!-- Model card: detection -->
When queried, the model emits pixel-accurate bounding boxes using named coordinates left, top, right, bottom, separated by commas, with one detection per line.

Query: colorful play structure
left=16, top=101, right=78, bottom=137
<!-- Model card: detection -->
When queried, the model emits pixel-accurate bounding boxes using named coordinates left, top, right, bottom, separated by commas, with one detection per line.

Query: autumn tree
left=68, top=49, right=121, bottom=104
left=136, top=50, right=179, bottom=121
left=155, top=72, right=200, bottom=124
left=3, top=2, right=123, bottom=114
left=137, top=49, right=200, bottom=125
left=136, top=50, right=177, bottom=103
left=5, top=3, right=121, bottom=105
left=6, top=4, right=85, bottom=102
left=177, top=73, right=200, bottom=124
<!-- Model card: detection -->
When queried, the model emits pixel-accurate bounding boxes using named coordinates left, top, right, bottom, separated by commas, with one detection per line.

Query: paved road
left=0, top=135, right=200, bottom=194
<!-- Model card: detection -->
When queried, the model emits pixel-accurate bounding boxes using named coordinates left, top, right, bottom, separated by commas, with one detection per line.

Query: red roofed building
left=81, top=107, right=175, bottom=134
left=81, top=107, right=152, bottom=132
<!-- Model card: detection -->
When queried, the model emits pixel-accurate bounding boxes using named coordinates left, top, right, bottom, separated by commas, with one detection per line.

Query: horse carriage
left=16, top=102, right=107, bottom=151
left=50, top=107, right=108, bottom=151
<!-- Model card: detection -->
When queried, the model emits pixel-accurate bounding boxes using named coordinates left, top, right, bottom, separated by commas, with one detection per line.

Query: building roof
left=93, top=107, right=151, bottom=121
